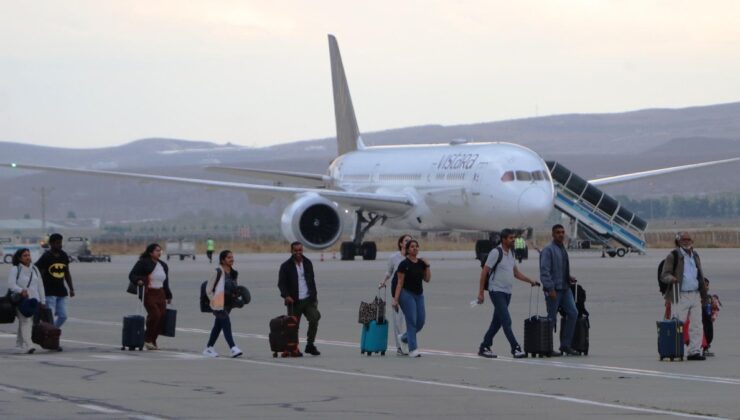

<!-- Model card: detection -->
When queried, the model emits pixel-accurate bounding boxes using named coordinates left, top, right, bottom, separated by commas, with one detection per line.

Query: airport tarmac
left=1, top=248, right=738, bottom=419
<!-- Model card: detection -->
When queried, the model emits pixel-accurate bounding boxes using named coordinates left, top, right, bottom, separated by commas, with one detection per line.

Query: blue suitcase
left=360, top=320, right=388, bottom=356
left=657, top=318, right=684, bottom=361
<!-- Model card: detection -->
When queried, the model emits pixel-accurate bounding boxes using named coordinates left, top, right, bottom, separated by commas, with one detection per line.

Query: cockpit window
left=532, top=171, right=544, bottom=181
left=515, top=170, right=532, bottom=181
left=501, top=171, right=514, bottom=182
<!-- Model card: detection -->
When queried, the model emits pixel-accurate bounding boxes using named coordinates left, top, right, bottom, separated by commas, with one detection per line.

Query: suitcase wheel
left=679, top=357, right=683, bottom=361
left=360, top=350, right=365, bottom=355
left=659, top=356, right=664, bottom=361
left=121, top=346, right=125, bottom=351
left=366, top=352, right=372, bottom=357
left=381, top=351, right=385, bottom=356
left=670, top=357, right=674, bottom=361
left=273, top=352, right=278, bottom=358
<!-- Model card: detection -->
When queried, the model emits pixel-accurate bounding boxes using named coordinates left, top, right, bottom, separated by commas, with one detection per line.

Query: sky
left=1, top=0, right=739, bottom=149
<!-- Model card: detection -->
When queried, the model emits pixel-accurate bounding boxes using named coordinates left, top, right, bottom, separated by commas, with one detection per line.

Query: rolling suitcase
left=524, top=287, right=553, bottom=358
left=361, top=320, right=388, bottom=356
left=160, top=308, right=177, bottom=337
left=560, top=316, right=589, bottom=355
left=269, top=305, right=300, bottom=357
left=559, top=285, right=589, bottom=355
left=122, top=286, right=145, bottom=351
left=32, top=321, right=62, bottom=350
left=360, top=287, right=388, bottom=356
left=657, top=318, right=684, bottom=361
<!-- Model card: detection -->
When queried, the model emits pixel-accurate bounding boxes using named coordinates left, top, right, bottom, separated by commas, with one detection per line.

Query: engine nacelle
left=280, top=194, right=343, bottom=250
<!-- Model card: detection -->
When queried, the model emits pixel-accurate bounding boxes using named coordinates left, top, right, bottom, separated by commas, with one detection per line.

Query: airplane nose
left=518, top=186, right=553, bottom=225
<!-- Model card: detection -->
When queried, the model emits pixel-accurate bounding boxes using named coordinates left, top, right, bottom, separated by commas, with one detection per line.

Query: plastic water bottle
left=470, top=299, right=481, bottom=308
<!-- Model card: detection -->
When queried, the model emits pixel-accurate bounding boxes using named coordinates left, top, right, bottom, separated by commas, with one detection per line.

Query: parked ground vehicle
left=66, top=236, right=111, bottom=262
left=2, top=242, right=43, bottom=264
left=166, top=239, right=196, bottom=261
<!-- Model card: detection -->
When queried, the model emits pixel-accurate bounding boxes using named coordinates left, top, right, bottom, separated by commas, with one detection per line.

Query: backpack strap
left=485, top=247, right=504, bottom=291
left=212, top=268, right=222, bottom=293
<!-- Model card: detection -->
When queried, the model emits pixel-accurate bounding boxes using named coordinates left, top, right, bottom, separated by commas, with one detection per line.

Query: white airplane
left=3, top=35, right=740, bottom=260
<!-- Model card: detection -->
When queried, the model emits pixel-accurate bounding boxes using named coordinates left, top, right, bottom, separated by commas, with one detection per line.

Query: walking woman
left=380, top=233, right=412, bottom=355
left=392, top=239, right=431, bottom=358
left=128, top=243, right=172, bottom=350
left=7, top=248, right=46, bottom=354
left=202, top=250, right=243, bottom=358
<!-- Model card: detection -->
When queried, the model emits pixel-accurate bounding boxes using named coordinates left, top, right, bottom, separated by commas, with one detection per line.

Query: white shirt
left=485, top=247, right=517, bottom=294
left=7, top=264, right=46, bottom=304
left=296, top=261, right=309, bottom=300
left=149, top=261, right=166, bottom=289
left=386, top=252, right=405, bottom=279
left=680, top=248, right=699, bottom=292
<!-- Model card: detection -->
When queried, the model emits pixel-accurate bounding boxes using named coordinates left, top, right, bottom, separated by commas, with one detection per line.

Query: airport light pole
left=32, top=186, right=55, bottom=234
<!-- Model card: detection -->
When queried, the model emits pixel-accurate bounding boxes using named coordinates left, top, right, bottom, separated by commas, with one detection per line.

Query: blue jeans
left=399, top=289, right=425, bottom=352
left=207, top=311, right=235, bottom=348
left=481, top=291, right=519, bottom=352
left=45, top=296, right=68, bottom=328
left=545, top=289, right=577, bottom=349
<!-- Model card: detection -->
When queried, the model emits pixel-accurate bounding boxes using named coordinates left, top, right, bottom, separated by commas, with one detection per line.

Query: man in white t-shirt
left=476, top=229, right=539, bottom=359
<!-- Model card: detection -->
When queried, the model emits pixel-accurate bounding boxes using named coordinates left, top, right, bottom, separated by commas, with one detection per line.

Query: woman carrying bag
left=128, top=243, right=173, bottom=350
left=7, top=248, right=46, bottom=354
left=202, top=250, right=243, bottom=358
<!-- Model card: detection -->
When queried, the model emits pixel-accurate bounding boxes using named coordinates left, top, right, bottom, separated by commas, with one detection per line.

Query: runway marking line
left=0, top=329, right=731, bottom=419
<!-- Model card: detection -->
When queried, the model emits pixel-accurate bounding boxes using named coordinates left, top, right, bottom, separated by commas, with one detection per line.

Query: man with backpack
left=476, top=229, right=539, bottom=359
left=660, top=232, right=708, bottom=361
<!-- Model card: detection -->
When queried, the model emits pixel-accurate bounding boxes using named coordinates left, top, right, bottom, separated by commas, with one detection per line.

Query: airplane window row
left=378, top=173, right=422, bottom=181
left=500, top=170, right=549, bottom=182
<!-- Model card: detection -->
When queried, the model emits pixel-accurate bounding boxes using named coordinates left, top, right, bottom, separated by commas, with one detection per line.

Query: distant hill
left=2, top=101, right=740, bottom=222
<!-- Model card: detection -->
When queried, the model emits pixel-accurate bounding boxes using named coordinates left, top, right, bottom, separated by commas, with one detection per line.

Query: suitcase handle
left=529, top=285, right=542, bottom=318
left=135, top=285, right=146, bottom=316
left=375, top=285, right=387, bottom=323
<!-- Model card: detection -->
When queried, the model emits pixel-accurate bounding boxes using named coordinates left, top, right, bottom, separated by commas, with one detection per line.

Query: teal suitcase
left=360, top=320, right=388, bottom=356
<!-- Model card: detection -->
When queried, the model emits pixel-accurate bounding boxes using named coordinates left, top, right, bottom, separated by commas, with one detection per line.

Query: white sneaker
left=230, top=346, right=243, bottom=358
left=408, top=349, right=422, bottom=358
left=202, top=347, right=218, bottom=358
left=397, top=333, right=408, bottom=353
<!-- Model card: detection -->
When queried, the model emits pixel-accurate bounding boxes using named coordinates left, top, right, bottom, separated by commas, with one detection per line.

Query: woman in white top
left=380, top=234, right=412, bottom=355
left=128, top=243, right=173, bottom=350
left=202, top=250, right=243, bottom=358
left=7, top=248, right=46, bottom=354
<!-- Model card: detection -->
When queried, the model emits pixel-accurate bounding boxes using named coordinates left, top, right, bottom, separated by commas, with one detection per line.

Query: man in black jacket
left=278, top=242, right=321, bottom=356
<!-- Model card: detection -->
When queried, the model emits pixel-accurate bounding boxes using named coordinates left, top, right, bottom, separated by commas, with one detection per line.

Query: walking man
left=278, top=242, right=321, bottom=356
left=35, top=233, right=75, bottom=332
left=206, top=238, right=215, bottom=264
left=539, top=224, right=580, bottom=356
left=477, top=229, right=539, bottom=358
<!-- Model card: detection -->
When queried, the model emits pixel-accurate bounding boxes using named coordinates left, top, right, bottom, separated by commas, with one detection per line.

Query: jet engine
left=280, top=194, right=343, bottom=250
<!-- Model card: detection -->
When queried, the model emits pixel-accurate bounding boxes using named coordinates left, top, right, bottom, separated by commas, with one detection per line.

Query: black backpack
left=200, top=269, right=222, bottom=313
left=657, top=250, right=678, bottom=295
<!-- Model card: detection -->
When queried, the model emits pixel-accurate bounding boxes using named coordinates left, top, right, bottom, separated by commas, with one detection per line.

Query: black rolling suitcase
left=269, top=305, right=300, bottom=358
left=524, top=287, right=553, bottom=358
left=559, top=285, right=589, bottom=355
left=160, top=308, right=177, bottom=337
left=657, top=284, right=684, bottom=361
left=122, top=286, right=145, bottom=351
left=560, top=316, right=589, bottom=355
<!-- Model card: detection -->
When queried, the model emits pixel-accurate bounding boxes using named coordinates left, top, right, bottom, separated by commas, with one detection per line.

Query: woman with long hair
left=392, top=239, right=431, bottom=358
left=202, top=250, right=243, bottom=358
left=128, top=243, right=173, bottom=350
left=7, top=248, right=46, bottom=353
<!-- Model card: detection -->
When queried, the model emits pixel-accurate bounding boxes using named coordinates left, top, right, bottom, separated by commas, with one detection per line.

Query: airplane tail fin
left=329, top=34, right=364, bottom=156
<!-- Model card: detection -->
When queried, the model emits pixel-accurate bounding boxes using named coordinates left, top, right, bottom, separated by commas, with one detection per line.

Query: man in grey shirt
left=539, top=224, right=580, bottom=356
left=477, top=229, right=539, bottom=358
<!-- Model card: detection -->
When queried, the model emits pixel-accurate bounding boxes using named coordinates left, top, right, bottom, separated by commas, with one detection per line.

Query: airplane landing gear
left=340, top=210, right=384, bottom=261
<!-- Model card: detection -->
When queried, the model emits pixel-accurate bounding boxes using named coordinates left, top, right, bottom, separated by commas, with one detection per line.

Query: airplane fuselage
left=328, top=141, right=555, bottom=232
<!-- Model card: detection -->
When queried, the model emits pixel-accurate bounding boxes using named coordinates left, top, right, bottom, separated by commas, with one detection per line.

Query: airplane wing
left=0, top=163, right=413, bottom=214
left=588, top=156, right=740, bottom=187
left=205, top=166, right=331, bottom=187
